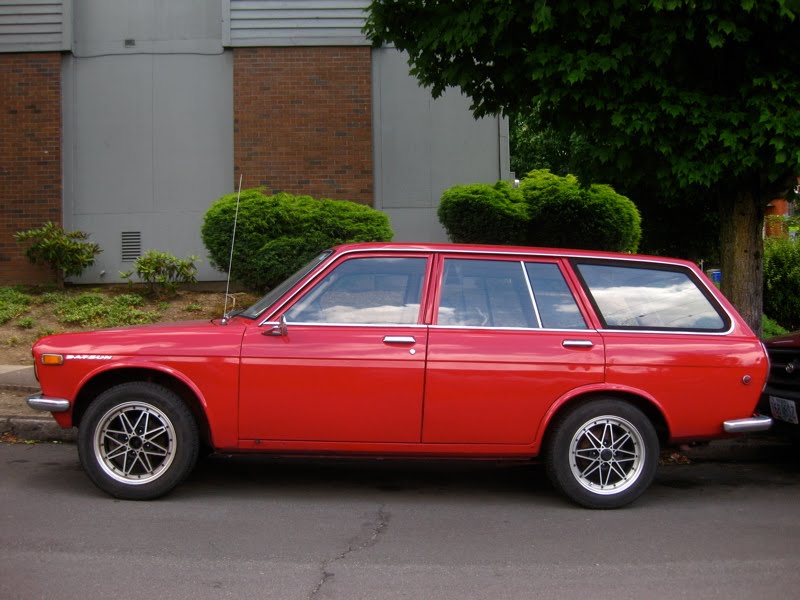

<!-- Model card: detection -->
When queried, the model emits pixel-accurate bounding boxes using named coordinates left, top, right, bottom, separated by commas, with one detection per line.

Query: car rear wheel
left=78, top=382, right=199, bottom=500
left=545, top=399, right=659, bottom=509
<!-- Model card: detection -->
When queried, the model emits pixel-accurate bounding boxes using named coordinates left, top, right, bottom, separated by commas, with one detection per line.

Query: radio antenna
left=221, top=173, right=243, bottom=324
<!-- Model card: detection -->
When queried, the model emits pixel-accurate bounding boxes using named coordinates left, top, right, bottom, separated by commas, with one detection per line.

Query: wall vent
left=121, top=232, right=142, bottom=262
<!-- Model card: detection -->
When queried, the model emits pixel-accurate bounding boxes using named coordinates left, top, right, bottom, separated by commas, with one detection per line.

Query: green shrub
left=521, top=170, right=641, bottom=253
left=15, top=222, right=101, bottom=283
left=0, top=287, right=31, bottom=324
left=120, top=250, right=199, bottom=297
left=437, top=181, right=528, bottom=245
left=763, top=237, right=800, bottom=331
left=762, top=314, right=789, bottom=339
left=436, top=171, right=640, bottom=253
left=202, top=190, right=393, bottom=292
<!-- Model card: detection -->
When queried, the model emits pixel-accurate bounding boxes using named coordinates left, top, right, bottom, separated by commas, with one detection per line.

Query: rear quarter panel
left=602, top=331, right=768, bottom=440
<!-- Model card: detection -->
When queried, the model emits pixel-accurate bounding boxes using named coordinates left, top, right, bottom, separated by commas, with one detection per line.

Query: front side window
left=241, top=251, right=331, bottom=319
left=285, top=257, right=427, bottom=324
left=575, top=262, right=727, bottom=331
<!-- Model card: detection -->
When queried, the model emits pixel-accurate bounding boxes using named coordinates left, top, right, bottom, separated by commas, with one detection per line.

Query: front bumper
left=27, top=393, right=71, bottom=413
left=722, top=415, right=773, bottom=434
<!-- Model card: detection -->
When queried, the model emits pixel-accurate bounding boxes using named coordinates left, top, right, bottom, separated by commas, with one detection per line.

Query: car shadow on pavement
left=182, top=454, right=564, bottom=505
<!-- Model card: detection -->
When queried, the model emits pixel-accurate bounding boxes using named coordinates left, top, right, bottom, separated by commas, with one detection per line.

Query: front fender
left=49, top=356, right=240, bottom=449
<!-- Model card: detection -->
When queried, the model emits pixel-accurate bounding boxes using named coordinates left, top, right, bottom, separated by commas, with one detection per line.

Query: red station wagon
left=28, top=243, right=772, bottom=508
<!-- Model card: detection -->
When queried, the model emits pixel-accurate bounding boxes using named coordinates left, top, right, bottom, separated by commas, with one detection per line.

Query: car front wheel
left=78, top=382, right=199, bottom=500
left=545, top=399, right=659, bottom=509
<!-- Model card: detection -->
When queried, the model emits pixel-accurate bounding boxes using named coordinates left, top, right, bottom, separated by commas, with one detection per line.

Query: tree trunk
left=719, top=187, right=764, bottom=336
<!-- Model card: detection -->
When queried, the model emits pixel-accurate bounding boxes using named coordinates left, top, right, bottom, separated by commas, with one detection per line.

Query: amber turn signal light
left=41, top=354, right=64, bottom=366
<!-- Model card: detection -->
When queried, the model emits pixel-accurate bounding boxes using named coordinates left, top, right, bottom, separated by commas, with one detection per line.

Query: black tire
left=78, top=382, right=199, bottom=500
left=545, top=399, right=659, bottom=509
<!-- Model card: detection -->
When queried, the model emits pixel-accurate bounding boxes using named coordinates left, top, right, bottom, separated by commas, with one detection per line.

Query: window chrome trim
left=265, top=321, right=428, bottom=329
left=429, top=325, right=592, bottom=333
left=257, top=245, right=737, bottom=333
left=520, top=261, right=542, bottom=328
left=595, top=326, right=735, bottom=336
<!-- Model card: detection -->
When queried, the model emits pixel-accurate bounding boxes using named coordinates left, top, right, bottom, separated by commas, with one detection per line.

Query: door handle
left=562, top=340, right=594, bottom=348
left=383, top=336, right=416, bottom=344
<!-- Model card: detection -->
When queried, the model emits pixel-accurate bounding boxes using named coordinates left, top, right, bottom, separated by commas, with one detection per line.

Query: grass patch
left=0, top=287, right=32, bottom=325
left=16, top=316, right=35, bottom=330
left=51, top=293, right=161, bottom=329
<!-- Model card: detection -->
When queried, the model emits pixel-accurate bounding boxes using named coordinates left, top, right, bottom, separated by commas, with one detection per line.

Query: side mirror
left=264, top=314, right=288, bottom=337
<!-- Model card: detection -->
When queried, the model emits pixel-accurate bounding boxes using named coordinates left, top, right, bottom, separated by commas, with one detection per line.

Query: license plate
left=770, top=396, right=799, bottom=425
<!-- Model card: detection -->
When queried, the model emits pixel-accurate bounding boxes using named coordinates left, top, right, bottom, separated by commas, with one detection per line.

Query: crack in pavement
left=309, top=504, right=391, bottom=600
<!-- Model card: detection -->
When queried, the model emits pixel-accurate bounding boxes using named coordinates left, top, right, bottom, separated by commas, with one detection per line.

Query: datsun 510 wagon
left=28, top=243, right=772, bottom=508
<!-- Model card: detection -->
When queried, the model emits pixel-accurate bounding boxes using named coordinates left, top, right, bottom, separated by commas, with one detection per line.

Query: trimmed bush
left=202, top=190, right=393, bottom=292
left=437, top=181, right=528, bottom=245
left=521, top=170, right=641, bottom=253
left=437, top=171, right=640, bottom=253
left=763, top=236, right=800, bottom=331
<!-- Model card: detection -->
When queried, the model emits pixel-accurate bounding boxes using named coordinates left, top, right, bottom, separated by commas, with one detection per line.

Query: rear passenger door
left=422, top=255, right=605, bottom=445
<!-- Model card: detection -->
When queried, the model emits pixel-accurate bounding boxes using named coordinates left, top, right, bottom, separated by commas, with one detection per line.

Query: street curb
left=0, top=384, right=39, bottom=393
left=1, top=416, right=77, bottom=443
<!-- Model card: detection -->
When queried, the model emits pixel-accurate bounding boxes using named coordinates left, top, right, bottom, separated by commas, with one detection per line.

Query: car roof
left=329, top=242, right=698, bottom=269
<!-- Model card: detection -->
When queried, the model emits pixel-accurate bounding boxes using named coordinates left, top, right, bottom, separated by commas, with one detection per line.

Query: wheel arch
left=72, top=367, right=212, bottom=448
left=539, top=389, right=671, bottom=453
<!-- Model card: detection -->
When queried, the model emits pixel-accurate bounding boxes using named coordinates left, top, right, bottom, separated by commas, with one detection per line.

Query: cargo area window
left=574, top=262, right=727, bottom=331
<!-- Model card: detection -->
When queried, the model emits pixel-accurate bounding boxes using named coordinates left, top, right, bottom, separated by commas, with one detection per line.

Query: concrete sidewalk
left=0, top=363, right=794, bottom=459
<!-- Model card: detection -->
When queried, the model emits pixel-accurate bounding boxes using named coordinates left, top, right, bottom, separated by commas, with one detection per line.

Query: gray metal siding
left=0, top=0, right=69, bottom=52
left=372, top=49, right=512, bottom=243
left=73, top=0, right=222, bottom=57
left=226, top=0, right=370, bottom=46
left=62, top=52, right=235, bottom=283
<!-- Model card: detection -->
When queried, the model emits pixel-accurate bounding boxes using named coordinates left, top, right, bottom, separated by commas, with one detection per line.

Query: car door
left=423, top=255, right=605, bottom=445
left=239, top=253, right=431, bottom=443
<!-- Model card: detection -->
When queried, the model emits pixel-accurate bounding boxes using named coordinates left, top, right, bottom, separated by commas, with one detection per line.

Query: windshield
left=239, top=251, right=333, bottom=319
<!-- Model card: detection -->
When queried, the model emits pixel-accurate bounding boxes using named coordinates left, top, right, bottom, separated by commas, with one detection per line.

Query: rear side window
left=574, top=262, right=728, bottom=331
left=438, top=259, right=535, bottom=328
left=525, top=263, right=587, bottom=330
left=436, top=258, right=587, bottom=329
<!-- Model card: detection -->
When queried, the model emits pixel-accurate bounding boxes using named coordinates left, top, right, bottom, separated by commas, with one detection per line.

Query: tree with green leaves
left=365, top=0, right=800, bottom=333
left=509, top=108, right=720, bottom=263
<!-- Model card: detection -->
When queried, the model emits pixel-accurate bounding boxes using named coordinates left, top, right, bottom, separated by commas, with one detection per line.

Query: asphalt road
left=2, top=442, right=799, bottom=600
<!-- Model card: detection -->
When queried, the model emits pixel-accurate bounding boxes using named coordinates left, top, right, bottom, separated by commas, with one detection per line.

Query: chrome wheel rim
left=93, top=401, right=176, bottom=485
left=569, top=415, right=645, bottom=495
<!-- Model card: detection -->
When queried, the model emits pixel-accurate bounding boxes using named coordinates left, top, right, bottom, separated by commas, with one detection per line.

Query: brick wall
left=234, top=47, right=373, bottom=204
left=0, top=53, right=62, bottom=284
